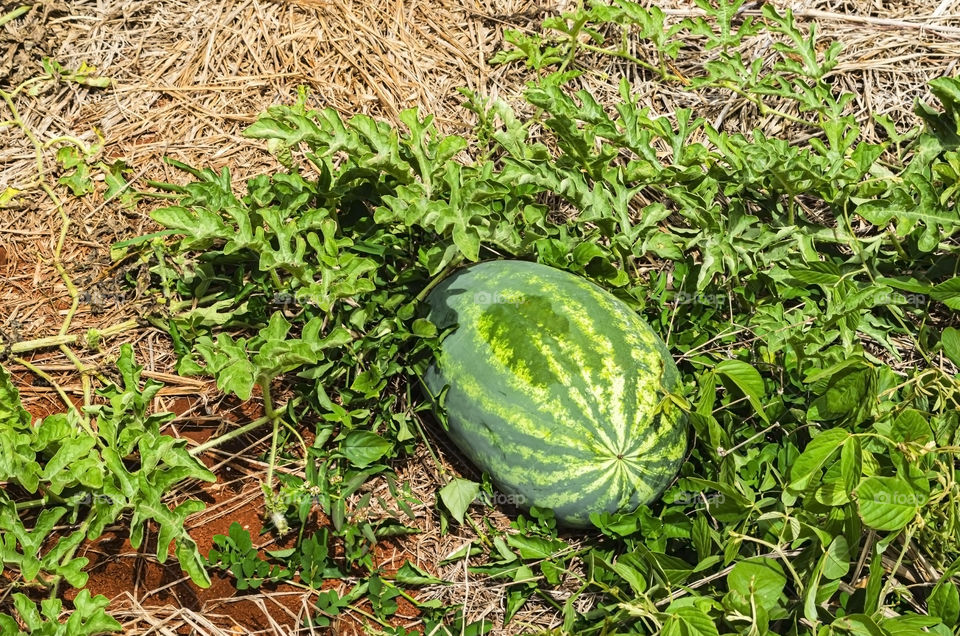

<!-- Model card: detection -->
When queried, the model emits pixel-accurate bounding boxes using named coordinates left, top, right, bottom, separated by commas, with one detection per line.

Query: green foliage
left=0, top=346, right=214, bottom=603
left=106, top=0, right=960, bottom=632
left=0, top=590, right=121, bottom=636
left=205, top=522, right=291, bottom=590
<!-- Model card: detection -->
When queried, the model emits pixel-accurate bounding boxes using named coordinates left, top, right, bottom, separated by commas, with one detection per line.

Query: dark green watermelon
left=423, top=260, right=687, bottom=527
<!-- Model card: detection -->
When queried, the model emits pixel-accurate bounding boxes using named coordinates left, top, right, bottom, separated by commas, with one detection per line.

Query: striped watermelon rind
left=423, top=260, right=687, bottom=527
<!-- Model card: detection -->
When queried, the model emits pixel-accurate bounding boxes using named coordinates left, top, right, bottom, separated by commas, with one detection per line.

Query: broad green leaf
left=350, top=367, right=383, bottom=396
left=194, top=334, right=256, bottom=400
left=340, top=431, right=392, bottom=468
left=504, top=567, right=537, bottom=622
left=58, top=162, right=95, bottom=196
left=807, top=364, right=876, bottom=424
left=929, top=579, right=960, bottom=626
left=855, top=184, right=959, bottom=236
left=646, top=551, right=695, bottom=586
left=840, top=437, right=862, bottom=495
left=931, top=278, right=960, bottom=309
left=439, top=478, right=479, bottom=524
left=100, top=159, right=137, bottom=208
left=607, top=555, right=647, bottom=595
left=411, top=318, right=438, bottom=338
left=788, top=428, right=849, bottom=492
left=12, top=594, right=43, bottom=630
left=856, top=476, right=923, bottom=531
left=714, top=360, right=769, bottom=423
left=395, top=561, right=447, bottom=585
left=727, top=558, right=786, bottom=610
left=244, top=113, right=324, bottom=146
left=788, top=264, right=842, bottom=286
left=151, top=205, right=229, bottom=241
left=831, top=613, right=886, bottom=635
left=942, top=327, right=960, bottom=366
left=823, top=535, right=850, bottom=580
left=506, top=534, right=567, bottom=561
left=65, top=590, right=123, bottom=634
left=661, top=605, right=720, bottom=636
left=0, top=365, right=30, bottom=429
left=814, top=474, right=850, bottom=507
left=892, top=409, right=933, bottom=445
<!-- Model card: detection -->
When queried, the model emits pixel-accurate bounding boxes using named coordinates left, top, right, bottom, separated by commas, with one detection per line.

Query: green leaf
left=892, top=409, right=934, bottom=445
left=350, top=367, right=383, bottom=396
left=439, top=478, right=479, bottom=524
left=941, top=327, right=960, bottom=366
left=856, top=182, right=960, bottom=238
left=59, top=162, right=95, bottom=196
left=340, top=431, right=392, bottom=468
left=661, top=605, right=720, bottom=636
left=727, top=557, right=786, bottom=610
left=804, top=544, right=827, bottom=624
left=807, top=364, right=876, bottom=424
left=840, top=437, right=862, bottom=496
left=856, top=476, right=923, bottom=531
left=506, top=534, right=567, bottom=561
left=788, top=428, right=849, bottom=492
left=151, top=205, right=230, bottom=242
left=100, top=160, right=137, bottom=208
left=929, top=579, right=960, bottom=626
left=0, top=364, right=31, bottom=430
left=194, top=334, right=256, bottom=400
left=822, top=535, right=850, bottom=580
left=176, top=536, right=212, bottom=588
left=831, top=614, right=886, bottom=635
left=713, top=360, right=768, bottom=423
left=411, top=318, right=438, bottom=338
left=6, top=589, right=121, bottom=635
left=504, top=567, right=536, bottom=622
left=931, top=278, right=960, bottom=310
left=395, top=561, right=446, bottom=585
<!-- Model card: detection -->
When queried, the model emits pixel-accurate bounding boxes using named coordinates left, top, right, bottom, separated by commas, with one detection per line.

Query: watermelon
left=422, top=260, right=687, bottom=527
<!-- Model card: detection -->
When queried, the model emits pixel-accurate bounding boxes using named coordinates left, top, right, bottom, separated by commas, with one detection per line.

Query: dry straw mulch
left=2, top=0, right=960, bottom=633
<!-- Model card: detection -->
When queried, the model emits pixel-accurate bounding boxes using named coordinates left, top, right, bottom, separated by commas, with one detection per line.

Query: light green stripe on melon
left=451, top=305, right=622, bottom=457
left=472, top=293, right=620, bottom=451
left=536, top=458, right=659, bottom=523
left=442, top=366, right=613, bottom=481
left=439, top=351, right=611, bottom=457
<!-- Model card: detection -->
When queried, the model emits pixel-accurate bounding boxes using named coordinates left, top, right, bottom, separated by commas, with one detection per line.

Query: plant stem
left=578, top=43, right=680, bottom=82
left=262, top=380, right=282, bottom=494
left=58, top=344, right=93, bottom=426
left=188, top=413, right=272, bottom=455
left=557, top=7, right=590, bottom=77
left=42, top=135, right=91, bottom=150
left=188, top=397, right=300, bottom=456
left=1, top=86, right=84, bottom=343
left=879, top=526, right=916, bottom=607
left=12, top=355, right=101, bottom=438
left=413, top=254, right=464, bottom=305
left=12, top=356, right=73, bottom=411
left=714, top=80, right=816, bottom=127
left=0, top=319, right=140, bottom=357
